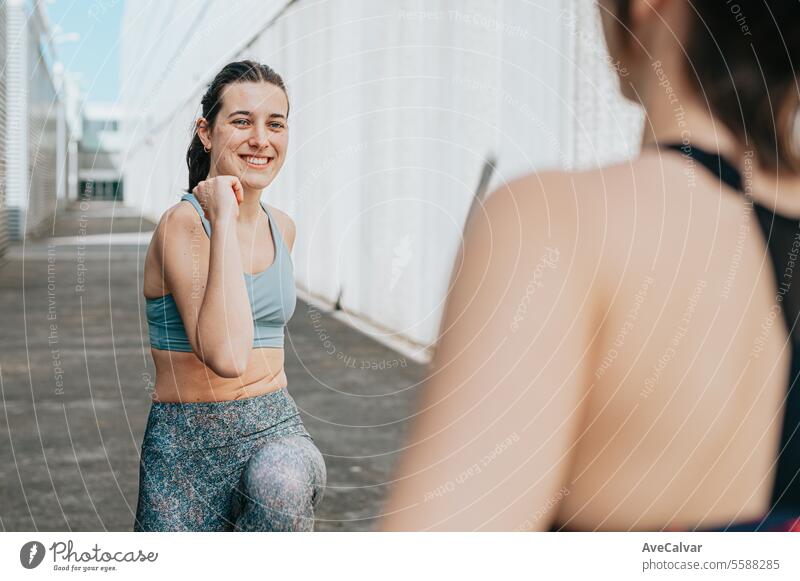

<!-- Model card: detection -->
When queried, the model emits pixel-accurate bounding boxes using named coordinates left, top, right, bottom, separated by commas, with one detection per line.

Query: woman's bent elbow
left=209, top=359, right=247, bottom=379
left=202, top=350, right=249, bottom=379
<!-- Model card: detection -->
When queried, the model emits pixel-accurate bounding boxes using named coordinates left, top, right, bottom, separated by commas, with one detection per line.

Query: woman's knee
left=242, top=436, right=324, bottom=502
left=235, top=435, right=326, bottom=530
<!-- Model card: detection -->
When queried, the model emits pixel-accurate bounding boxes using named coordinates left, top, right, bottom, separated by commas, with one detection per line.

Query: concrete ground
left=0, top=200, right=424, bottom=531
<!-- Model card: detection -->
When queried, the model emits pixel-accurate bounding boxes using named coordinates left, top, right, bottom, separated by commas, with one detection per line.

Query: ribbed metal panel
left=4, top=0, right=26, bottom=240
left=2, top=0, right=60, bottom=241
left=562, top=0, right=643, bottom=169
left=0, top=1, right=8, bottom=256
left=25, top=11, right=59, bottom=239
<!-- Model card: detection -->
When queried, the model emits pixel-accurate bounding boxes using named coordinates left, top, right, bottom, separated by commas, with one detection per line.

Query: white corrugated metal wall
left=563, top=0, right=644, bottom=168
left=3, top=0, right=65, bottom=241
left=26, top=8, right=60, bottom=238
left=122, top=0, right=642, bottom=358
left=0, top=1, right=8, bottom=256
left=4, top=0, right=28, bottom=241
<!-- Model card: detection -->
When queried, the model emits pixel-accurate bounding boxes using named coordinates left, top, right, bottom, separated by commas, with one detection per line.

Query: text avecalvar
left=642, top=542, right=702, bottom=553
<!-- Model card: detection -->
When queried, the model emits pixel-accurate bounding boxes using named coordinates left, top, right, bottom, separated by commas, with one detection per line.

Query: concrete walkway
left=0, top=201, right=424, bottom=531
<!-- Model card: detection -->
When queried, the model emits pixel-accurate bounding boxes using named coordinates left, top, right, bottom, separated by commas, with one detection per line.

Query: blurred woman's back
left=382, top=0, right=800, bottom=531
left=554, top=149, right=790, bottom=530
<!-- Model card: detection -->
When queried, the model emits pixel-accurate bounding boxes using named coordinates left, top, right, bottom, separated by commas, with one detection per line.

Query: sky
left=44, top=0, right=125, bottom=104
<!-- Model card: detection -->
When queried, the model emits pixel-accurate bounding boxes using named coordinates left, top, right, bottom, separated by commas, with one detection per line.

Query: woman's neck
left=237, top=188, right=264, bottom=223
left=638, top=77, right=742, bottom=163
left=639, top=76, right=800, bottom=214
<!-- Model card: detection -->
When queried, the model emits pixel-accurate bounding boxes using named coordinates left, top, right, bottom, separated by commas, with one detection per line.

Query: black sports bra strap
left=660, top=143, right=743, bottom=191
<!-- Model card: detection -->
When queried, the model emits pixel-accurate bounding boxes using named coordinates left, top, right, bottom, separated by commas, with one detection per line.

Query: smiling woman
left=134, top=61, right=326, bottom=532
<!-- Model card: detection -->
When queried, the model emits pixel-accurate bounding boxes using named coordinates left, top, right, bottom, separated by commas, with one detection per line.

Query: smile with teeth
left=240, top=155, right=272, bottom=167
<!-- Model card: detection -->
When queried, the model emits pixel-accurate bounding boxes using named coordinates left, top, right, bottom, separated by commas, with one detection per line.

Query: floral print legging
left=133, top=388, right=326, bottom=532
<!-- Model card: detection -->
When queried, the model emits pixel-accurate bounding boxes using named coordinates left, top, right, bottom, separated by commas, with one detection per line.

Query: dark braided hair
left=186, top=60, right=289, bottom=191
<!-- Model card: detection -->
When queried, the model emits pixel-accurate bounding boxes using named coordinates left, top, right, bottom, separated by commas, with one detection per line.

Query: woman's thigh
left=134, top=446, right=241, bottom=532
left=232, top=434, right=327, bottom=531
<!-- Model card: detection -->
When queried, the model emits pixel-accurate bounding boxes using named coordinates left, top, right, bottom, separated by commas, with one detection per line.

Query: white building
left=79, top=103, right=125, bottom=200
left=0, top=0, right=81, bottom=251
left=121, top=0, right=642, bottom=360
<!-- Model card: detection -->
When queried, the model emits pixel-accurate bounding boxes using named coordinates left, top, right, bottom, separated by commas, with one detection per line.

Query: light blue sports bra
left=146, top=192, right=296, bottom=352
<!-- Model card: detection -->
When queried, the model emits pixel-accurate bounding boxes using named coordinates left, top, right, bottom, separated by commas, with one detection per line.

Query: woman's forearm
left=196, top=214, right=253, bottom=377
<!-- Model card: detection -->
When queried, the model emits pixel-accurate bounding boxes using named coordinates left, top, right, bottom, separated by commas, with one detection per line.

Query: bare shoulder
left=153, top=198, right=204, bottom=245
left=491, top=155, right=700, bottom=242
left=568, top=150, right=747, bottom=238
left=483, top=169, right=606, bottom=252
left=148, top=199, right=207, bottom=269
left=143, top=198, right=205, bottom=296
left=266, top=204, right=296, bottom=251
left=480, top=168, right=628, bottom=310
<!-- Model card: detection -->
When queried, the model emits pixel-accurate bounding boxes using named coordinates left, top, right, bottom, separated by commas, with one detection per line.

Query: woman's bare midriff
left=150, top=346, right=288, bottom=402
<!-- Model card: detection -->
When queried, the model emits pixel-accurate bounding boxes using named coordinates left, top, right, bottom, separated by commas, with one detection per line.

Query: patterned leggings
left=133, top=388, right=326, bottom=532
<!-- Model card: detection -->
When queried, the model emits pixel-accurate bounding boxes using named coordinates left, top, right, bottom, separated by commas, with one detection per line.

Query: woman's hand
left=192, top=176, right=243, bottom=222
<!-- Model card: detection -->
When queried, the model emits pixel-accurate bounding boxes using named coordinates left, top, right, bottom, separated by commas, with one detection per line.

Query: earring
left=203, top=145, right=211, bottom=153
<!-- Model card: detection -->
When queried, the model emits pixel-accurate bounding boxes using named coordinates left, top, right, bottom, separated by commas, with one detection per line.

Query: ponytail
left=186, top=132, right=211, bottom=192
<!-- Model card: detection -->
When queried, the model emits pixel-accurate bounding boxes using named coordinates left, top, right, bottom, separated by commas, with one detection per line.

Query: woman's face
left=199, top=81, right=289, bottom=193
